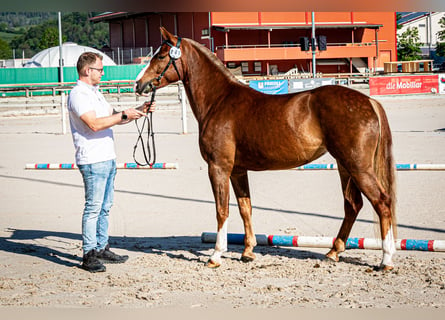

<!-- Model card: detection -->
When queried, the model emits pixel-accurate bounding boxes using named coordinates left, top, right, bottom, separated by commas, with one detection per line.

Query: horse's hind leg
left=207, top=164, right=231, bottom=268
left=230, top=170, right=256, bottom=262
left=326, top=165, right=363, bottom=262
left=351, top=170, right=396, bottom=270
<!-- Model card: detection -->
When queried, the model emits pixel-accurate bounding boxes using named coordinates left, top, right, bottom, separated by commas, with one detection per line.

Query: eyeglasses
left=89, top=67, right=104, bottom=73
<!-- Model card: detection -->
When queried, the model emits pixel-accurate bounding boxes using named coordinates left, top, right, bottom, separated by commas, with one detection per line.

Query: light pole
left=311, top=12, right=317, bottom=78
left=58, top=12, right=67, bottom=135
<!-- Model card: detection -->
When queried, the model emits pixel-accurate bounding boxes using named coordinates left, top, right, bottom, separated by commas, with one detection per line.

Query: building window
left=241, top=62, right=249, bottom=73
left=254, top=61, right=262, bottom=72
left=201, top=28, right=209, bottom=39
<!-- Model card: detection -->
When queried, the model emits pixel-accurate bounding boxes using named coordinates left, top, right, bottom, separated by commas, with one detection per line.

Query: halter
left=133, top=37, right=183, bottom=167
left=150, top=37, right=183, bottom=91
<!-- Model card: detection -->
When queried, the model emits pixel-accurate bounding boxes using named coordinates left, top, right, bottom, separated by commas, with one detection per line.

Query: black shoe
left=82, top=250, right=106, bottom=273
left=97, top=244, right=129, bottom=264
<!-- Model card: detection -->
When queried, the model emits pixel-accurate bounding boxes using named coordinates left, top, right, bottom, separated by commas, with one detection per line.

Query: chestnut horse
left=135, top=27, right=397, bottom=271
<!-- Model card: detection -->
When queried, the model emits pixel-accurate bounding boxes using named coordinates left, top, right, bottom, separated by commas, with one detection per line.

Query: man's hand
left=139, top=101, right=156, bottom=114
left=123, top=108, right=147, bottom=121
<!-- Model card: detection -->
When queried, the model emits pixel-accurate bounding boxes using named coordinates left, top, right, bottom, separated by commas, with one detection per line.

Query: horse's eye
left=158, top=55, right=167, bottom=60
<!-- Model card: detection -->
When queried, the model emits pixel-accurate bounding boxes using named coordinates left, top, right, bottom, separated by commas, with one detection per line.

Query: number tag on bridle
left=169, top=46, right=182, bottom=60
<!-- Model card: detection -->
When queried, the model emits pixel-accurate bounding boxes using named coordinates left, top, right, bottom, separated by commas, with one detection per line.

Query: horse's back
left=309, top=85, right=381, bottom=133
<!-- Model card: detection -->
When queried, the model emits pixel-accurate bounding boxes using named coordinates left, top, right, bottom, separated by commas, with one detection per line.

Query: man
left=68, top=52, right=153, bottom=272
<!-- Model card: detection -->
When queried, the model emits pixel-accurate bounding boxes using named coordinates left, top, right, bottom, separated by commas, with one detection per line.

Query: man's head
left=77, top=52, right=104, bottom=85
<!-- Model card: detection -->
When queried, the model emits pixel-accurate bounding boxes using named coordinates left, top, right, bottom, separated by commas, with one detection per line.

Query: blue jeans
left=78, top=159, right=117, bottom=254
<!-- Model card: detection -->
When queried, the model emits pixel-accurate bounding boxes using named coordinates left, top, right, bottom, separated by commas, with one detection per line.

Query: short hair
left=76, top=52, right=103, bottom=75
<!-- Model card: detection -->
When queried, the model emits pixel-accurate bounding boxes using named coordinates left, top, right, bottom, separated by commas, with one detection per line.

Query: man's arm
left=80, top=110, right=124, bottom=132
left=81, top=108, right=147, bottom=132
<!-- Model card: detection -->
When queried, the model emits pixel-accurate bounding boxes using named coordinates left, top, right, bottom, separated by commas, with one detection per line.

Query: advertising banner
left=288, top=78, right=335, bottom=93
left=249, top=79, right=288, bottom=94
left=369, top=75, right=439, bottom=95
left=439, top=74, right=445, bottom=95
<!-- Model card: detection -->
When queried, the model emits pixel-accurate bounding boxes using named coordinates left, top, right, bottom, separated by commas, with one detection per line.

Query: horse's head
left=134, top=27, right=183, bottom=96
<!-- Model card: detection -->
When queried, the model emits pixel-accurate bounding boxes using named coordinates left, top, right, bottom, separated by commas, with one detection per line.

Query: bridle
left=133, top=37, right=183, bottom=167
left=151, top=38, right=183, bottom=89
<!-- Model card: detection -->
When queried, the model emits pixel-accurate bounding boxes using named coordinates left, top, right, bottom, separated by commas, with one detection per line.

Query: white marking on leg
left=210, top=221, right=228, bottom=265
left=381, top=226, right=396, bottom=268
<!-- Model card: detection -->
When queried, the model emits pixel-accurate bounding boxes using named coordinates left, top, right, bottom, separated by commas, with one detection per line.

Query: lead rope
left=132, top=37, right=182, bottom=167
left=133, top=89, right=157, bottom=167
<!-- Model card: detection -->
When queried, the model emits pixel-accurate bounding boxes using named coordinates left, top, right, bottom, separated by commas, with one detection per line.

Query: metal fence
left=3, top=47, right=154, bottom=66
left=105, top=47, right=154, bottom=65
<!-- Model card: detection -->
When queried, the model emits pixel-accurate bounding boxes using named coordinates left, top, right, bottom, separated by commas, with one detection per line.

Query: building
left=397, top=12, right=445, bottom=60
left=91, top=12, right=397, bottom=76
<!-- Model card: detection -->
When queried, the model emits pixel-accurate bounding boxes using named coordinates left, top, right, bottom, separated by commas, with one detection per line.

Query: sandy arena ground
left=0, top=91, right=444, bottom=315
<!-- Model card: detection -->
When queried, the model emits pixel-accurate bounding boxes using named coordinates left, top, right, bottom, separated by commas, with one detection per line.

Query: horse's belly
left=236, top=140, right=327, bottom=171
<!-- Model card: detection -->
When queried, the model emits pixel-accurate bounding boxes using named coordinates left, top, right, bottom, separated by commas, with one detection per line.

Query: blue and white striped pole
left=293, top=163, right=445, bottom=171
left=201, top=232, right=445, bottom=252
left=25, top=162, right=178, bottom=170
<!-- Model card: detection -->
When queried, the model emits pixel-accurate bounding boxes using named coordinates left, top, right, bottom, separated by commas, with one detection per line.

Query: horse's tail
left=370, top=98, right=397, bottom=238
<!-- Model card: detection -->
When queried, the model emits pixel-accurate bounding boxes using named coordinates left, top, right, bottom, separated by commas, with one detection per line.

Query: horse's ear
left=160, top=27, right=177, bottom=44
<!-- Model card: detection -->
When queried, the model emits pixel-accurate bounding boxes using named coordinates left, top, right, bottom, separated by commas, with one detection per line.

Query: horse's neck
left=183, top=45, right=234, bottom=123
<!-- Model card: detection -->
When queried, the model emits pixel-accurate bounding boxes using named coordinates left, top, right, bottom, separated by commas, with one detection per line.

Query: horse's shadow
left=1, top=228, right=356, bottom=269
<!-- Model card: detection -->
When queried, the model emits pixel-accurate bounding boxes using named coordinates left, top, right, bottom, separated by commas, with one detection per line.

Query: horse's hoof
left=241, top=254, right=255, bottom=263
left=380, top=264, right=394, bottom=272
left=205, top=259, right=220, bottom=269
left=325, top=251, right=339, bottom=262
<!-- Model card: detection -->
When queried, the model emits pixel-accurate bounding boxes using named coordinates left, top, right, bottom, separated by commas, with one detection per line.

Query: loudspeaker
left=300, top=37, right=310, bottom=51
left=317, top=35, right=327, bottom=51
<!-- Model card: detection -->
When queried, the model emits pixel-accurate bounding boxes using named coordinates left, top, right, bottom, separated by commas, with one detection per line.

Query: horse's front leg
left=230, top=170, right=256, bottom=262
left=206, top=163, right=231, bottom=268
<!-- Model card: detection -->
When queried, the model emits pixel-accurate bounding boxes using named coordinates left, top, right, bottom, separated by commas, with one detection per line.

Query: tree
left=396, top=13, right=403, bottom=30
left=39, top=27, right=63, bottom=49
left=437, top=15, right=445, bottom=41
left=436, top=15, right=445, bottom=58
left=0, top=22, right=8, bottom=32
left=0, top=38, right=12, bottom=59
left=9, top=13, right=108, bottom=58
left=397, top=27, right=422, bottom=61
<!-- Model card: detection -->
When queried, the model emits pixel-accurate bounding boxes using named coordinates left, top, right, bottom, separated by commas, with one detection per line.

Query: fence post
left=61, top=91, right=67, bottom=134
left=180, top=85, right=188, bottom=134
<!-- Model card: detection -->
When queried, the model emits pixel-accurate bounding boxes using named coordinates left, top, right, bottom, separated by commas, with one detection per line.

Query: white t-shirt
left=67, top=80, right=116, bottom=165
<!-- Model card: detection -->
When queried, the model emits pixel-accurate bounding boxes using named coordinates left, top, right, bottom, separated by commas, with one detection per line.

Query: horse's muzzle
left=134, top=81, right=153, bottom=96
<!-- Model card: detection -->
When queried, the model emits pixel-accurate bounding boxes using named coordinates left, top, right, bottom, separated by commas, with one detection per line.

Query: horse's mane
left=185, top=37, right=238, bottom=83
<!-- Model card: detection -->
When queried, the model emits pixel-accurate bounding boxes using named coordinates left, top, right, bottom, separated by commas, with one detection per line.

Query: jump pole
left=201, top=232, right=445, bottom=252
left=293, top=163, right=445, bottom=171
left=25, top=162, right=178, bottom=170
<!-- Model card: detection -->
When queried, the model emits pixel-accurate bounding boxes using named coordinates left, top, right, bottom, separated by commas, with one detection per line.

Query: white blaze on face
left=135, top=63, right=150, bottom=82
left=135, top=46, right=161, bottom=82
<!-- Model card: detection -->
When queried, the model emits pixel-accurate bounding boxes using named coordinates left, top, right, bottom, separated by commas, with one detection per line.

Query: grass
left=0, top=31, right=19, bottom=43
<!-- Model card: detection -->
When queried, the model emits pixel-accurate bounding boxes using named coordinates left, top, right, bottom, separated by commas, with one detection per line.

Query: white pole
left=180, top=85, right=188, bottom=134
left=58, top=12, right=66, bottom=135
left=311, top=12, right=316, bottom=78
left=61, top=92, right=67, bottom=135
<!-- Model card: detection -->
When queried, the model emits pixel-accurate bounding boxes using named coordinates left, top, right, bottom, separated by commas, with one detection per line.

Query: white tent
left=23, top=42, right=116, bottom=68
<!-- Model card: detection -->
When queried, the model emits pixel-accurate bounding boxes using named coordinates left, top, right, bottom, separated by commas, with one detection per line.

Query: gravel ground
left=0, top=92, right=444, bottom=314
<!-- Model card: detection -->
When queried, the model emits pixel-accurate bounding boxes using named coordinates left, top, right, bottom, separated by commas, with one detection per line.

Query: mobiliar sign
left=369, top=75, right=439, bottom=95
